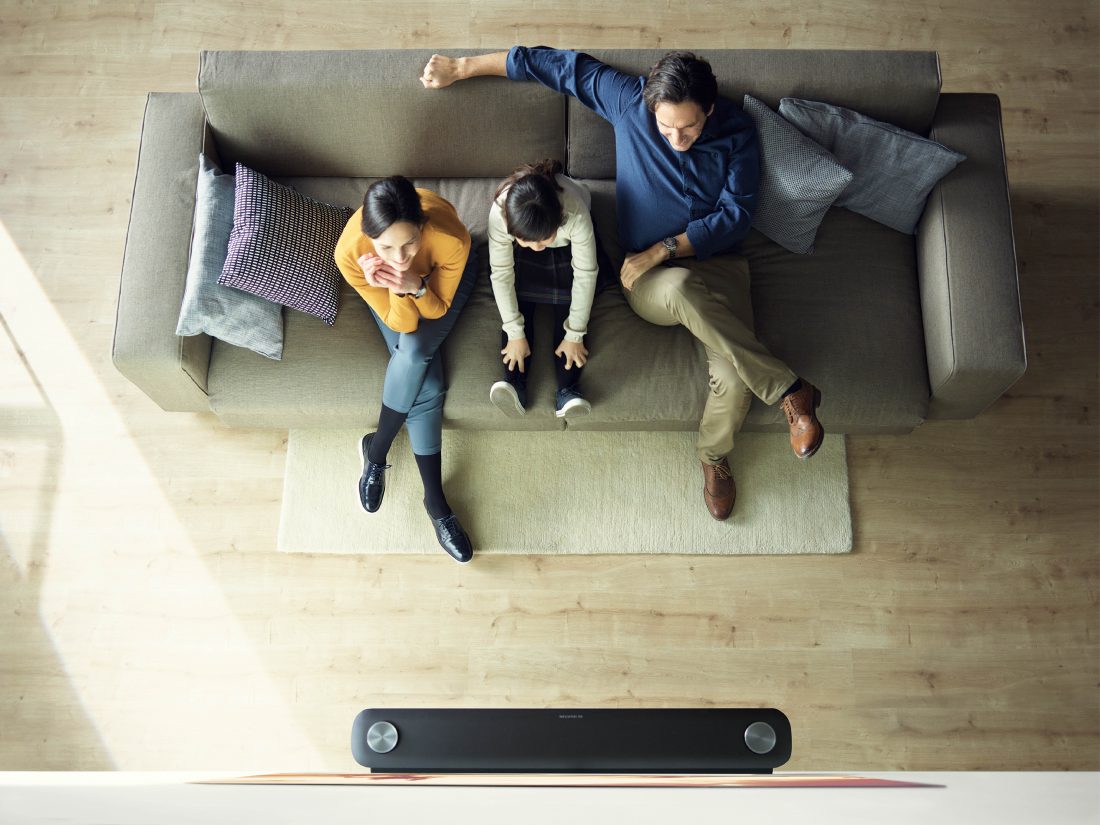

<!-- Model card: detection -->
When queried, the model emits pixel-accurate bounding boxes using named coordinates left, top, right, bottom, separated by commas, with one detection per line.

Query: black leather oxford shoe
left=429, top=512, right=474, bottom=563
left=358, top=433, right=390, bottom=513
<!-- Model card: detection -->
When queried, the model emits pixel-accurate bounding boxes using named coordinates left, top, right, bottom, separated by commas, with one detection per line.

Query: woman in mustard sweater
left=334, top=176, right=477, bottom=563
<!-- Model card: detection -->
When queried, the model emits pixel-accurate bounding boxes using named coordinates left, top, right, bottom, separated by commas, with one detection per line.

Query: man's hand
left=620, top=244, right=666, bottom=291
left=501, top=338, right=531, bottom=372
left=554, top=339, right=589, bottom=370
left=421, top=55, right=462, bottom=89
left=421, top=52, right=507, bottom=89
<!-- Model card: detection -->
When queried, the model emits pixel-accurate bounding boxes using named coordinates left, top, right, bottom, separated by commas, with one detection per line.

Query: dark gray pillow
left=778, top=98, right=965, bottom=234
left=743, top=95, right=853, bottom=254
left=176, top=155, right=284, bottom=359
left=219, top=163, right=353, bottom=325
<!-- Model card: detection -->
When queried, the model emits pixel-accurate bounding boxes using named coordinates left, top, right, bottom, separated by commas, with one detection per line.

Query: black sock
left=415, top=451, right=451, bottom=519
left=555, top=351, right=582, bottom=392
left=368, top=404, right=407, bottom=464
left=781, top=378, right=802, bottom=398
left=552, top=305, right=582, bottom=391
left=500, top=330, right=528, bottom=391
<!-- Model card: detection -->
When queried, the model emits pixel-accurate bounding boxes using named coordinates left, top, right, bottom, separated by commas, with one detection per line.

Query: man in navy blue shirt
left=422, top=48, right=823, bottom=520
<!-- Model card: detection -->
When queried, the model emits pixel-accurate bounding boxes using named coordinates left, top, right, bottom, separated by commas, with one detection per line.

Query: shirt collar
left=700, top=103, right=722, bottom=139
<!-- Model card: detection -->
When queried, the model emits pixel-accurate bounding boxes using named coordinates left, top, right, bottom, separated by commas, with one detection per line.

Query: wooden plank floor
left=0, top=1, right=1096, bottom=772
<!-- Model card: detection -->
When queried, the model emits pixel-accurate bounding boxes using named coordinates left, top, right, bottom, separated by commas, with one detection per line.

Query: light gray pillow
left=176, top=154, right=284, bottom=359
left=743, top=94, right=854, bottom=254
left=778, top=98, right=966, bottom=234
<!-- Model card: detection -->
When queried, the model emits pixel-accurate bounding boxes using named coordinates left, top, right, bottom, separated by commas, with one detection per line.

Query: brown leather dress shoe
left=781, top=380, right=825, bottom=459
left=701, top=458, right=736, bottom=521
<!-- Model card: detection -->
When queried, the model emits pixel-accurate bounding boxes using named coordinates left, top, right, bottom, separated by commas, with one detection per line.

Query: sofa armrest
left=917, top=93, right=1026, bottom=419
left=113, top=92, right=211, bottom=412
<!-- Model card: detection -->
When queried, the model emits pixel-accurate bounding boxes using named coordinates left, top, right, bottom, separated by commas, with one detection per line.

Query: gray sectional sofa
left=114, top=49, right=1026, bottom=434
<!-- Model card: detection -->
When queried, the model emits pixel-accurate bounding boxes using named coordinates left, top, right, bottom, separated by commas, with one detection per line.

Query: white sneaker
left=489, top=381, right=526, bottom=417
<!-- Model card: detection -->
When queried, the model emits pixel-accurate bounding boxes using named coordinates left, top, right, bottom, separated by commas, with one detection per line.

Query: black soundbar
left=351, top=708, right=791, bottom=773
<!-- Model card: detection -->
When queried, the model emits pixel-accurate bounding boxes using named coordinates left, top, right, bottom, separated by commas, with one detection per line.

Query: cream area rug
left=277, top=430, right=852, bottom=556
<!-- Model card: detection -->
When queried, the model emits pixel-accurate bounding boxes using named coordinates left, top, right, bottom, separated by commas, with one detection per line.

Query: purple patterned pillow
left=219, top=163, right=353, bottom=325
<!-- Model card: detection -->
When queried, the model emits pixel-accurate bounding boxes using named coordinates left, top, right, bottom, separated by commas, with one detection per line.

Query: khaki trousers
left=625, top=256, right=797, bottom=463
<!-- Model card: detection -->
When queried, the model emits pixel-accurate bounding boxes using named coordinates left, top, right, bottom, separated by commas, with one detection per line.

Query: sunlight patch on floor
left=0, top=220, right=322, bottom=769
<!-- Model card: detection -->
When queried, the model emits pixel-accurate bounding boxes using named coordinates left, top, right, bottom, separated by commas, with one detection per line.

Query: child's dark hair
left=362, top=175, right=425, bottom=238
left=494, top=159, right=565, bottom=243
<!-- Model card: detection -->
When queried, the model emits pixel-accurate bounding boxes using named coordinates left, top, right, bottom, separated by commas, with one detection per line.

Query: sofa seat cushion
left=567, top=183, right=929, bottom=434
left=208, top=278, right=387, bottom=427
left=741, top=207, right=930, bottom=432
left=207, top=177, right=928, bottom=434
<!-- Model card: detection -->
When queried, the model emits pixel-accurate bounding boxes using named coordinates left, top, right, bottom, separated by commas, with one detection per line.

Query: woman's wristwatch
left=404, top=276, right=429, bottom=299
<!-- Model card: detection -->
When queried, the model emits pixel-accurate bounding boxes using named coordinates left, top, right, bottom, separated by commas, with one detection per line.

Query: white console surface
left=0, top=772, right=1097, bottom=824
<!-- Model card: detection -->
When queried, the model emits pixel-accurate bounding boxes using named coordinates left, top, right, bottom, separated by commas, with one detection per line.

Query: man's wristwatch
left=661, top=236, right=678, bottom=260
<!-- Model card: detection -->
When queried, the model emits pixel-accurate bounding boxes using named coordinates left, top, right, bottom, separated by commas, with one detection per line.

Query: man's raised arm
left=421, top=52, right=508, bottom=88
left=422, top=47, right=637, bottom=125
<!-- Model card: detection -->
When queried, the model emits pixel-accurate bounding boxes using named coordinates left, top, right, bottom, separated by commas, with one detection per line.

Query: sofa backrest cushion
left=198, top=49, right=566, bottom=177
left=566, top=49, right=941, bottom=179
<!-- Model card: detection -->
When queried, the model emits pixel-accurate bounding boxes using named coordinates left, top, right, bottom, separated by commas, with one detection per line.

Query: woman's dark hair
left=361, top=175, right=425, bottom=238
left=494, top=159, right=565, bottom=243
left=642, top=51, right=718, bottom=114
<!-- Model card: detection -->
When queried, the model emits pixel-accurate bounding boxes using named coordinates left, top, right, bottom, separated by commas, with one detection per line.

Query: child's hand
left=555, top=339, right=589, bottom=369
left=501, top=338, right=531, bottom=372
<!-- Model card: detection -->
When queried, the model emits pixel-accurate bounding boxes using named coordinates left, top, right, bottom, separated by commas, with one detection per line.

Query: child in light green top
left=487, top=159, right=609, bottom=419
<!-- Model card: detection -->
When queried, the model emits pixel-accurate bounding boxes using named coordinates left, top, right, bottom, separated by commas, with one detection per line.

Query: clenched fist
left=421, top=54, right=462, bottom=89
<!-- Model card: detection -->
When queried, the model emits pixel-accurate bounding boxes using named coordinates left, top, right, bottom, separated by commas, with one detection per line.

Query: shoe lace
left=437, top=513, right=462, bottom=540
left=782, top=397, right=798, bottom=425
left=366, top=461, right=391, bottom=483
left=710, top=462, right=732, bottom=481
left=781, top=392, right=809, bottom=423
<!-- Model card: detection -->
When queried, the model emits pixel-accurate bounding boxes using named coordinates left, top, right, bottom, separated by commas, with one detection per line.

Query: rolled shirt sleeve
left=684, top=118, right=761, bottom=261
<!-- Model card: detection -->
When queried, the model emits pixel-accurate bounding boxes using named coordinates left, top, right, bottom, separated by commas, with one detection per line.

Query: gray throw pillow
left=219, top=163, right=353, bottom=326
left=176, top=154, right=284, bottom=360
left=778, top=98, right=966, bottom=234
left=743, top=95, right=854, bottom=254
